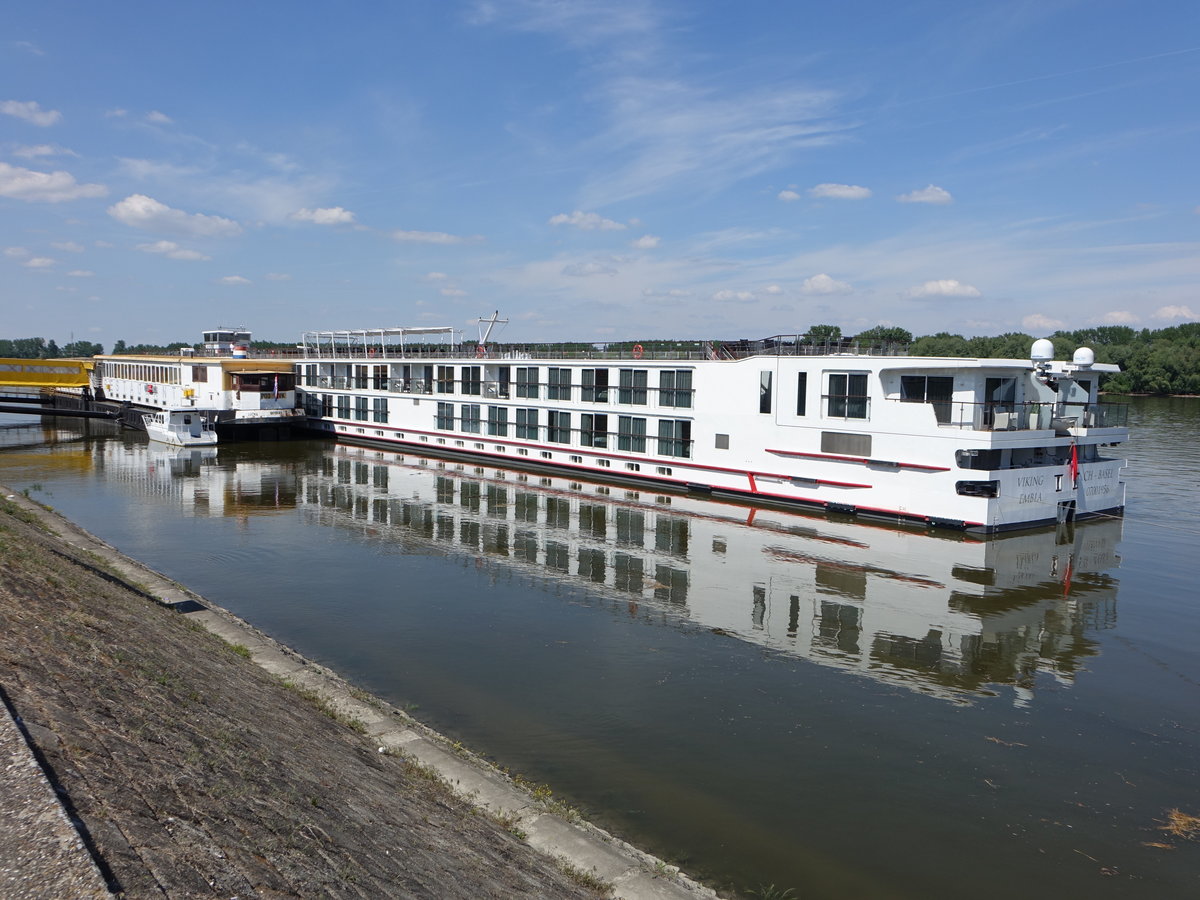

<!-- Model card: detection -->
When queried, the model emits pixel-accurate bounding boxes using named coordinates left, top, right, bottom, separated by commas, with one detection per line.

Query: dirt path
left=0, top=491, right=608, bottom=899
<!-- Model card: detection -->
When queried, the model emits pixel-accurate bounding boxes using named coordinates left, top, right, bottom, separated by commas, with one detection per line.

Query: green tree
left=853, top=325, right=913, bottom=345
left=804, top=324, right=842, bottom=342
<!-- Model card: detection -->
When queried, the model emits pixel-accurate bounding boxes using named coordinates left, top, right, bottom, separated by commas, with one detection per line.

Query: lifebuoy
left=475, top=344, right=487, bottom=358
left=145, top=384, right=155, bottom=394
left=632, top=343, right=644, bottom=360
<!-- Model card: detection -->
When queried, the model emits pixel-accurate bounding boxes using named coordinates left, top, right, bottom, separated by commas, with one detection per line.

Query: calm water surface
left=2, top=397, right=1197, bottom=898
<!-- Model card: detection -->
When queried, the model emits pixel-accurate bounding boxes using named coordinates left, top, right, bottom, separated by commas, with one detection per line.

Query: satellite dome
left=1072, top=346, right=1095, bottom=367
left=1030, top=338, right=1055, bottom=362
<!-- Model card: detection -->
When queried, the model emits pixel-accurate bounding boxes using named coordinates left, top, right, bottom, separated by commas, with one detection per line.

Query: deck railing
left=899, top=399, right=1129, bottom=431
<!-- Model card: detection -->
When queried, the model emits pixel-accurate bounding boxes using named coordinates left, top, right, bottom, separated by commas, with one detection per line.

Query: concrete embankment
left=0, top=484, right=719, bottom=899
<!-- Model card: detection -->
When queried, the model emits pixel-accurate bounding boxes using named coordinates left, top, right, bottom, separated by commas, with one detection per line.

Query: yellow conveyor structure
left=0, top=358, right=93, bottom=389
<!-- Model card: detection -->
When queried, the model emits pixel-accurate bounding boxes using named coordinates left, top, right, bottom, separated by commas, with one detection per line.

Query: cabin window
left=191, top=366, right=208, bottom=382
left=436, top=402, right=455, bottom=430
left=496, top=366, right=511, bottom=398
left=462, top=366, right=482, bottom=396
left=582, top=368, right=609, bottom=402
left=487, top=406, right=508, bottom=436
left=618, top=416, right=647, bottom=452
left=461, top=404, right=482, bottom=434
left=516, top=367, right=539, bottom=399
left=659, top=370, right=693, bottom=408
left=715, top=433, right=730, bottom=449
left=547, top=367, right=572, bottom=401
left=436, top=366, right=454, bottom=394
left=826, top=373, right=869, bottom=419
left=321, top=394, right=333, bottom=417
left=581, top=413, right=608, bottom=448
left=353, top=365, right=368, bottom=389
left=901, top=375, right=953, bottom=424
left=373, top=365, right=388, bottom=390
left=759, top=371, right=773, bottom=414
left=354, top=396, right=369, bottom=421
left=372, top=398, right=388, bottom=423
left=821, top=431, right=872, bottom=457
left=796, top=372, right=808, bottom=416
left=657, top=419, right=692, bottom=458
left=618, top=369, right=647, bottom=405
left=547, top=410, right=571, bottom=443
left=336, top=395, right=350, bottom=418
left=516, top=407, right=538, bottom=440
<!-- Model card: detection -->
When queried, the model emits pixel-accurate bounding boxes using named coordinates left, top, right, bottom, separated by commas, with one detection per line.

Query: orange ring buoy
left=475, top=344, right=487, bottom=358
left=632, top=343, right=644, bottom=359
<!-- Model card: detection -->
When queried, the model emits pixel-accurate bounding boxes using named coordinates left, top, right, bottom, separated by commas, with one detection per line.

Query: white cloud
left=906, top=279, right=980, bottom=298
left=1, top=100, right=61, bottom=127
left=713, top=289, right=755, bottom=302
left=897, top=184, right=954, bottom=205
left=630, top=234, right=660, bottom=249
left=1152, top=304, right=1198, bottom=321
left=391, top=229, right=468, bottom=244
left=1023, top=313, right=1065, bottom=331
left=135, top=240, right=211, bottom=261
left=764, top=284, right=784, bottom=295
left=265, top=272, right=291, bottom=281
left=440, top=287, right=468, bottom=297
left=4, top=246, right=30, bottom=258
left=66, top=270, right=93, bottom=277
left=291, top=206, right=356, bottom=225
left=777, top=189, right=802, bottom=202
left=801, top=273, right=852, bottom=295
left=425, top=271, right=448, bottom=281
left=0, top=162, right=107, bottom=202
left=145, top=110, right=173, bottom=124
left=1100, top=310, right=1139, bottom=324
left=108, top=194, right=241, bottom=237
left=562, top=261, right=618, bottom=277
left=549, top=210, right=627, bottom=231
left=809, top=183, right=871, bottom=200
left=219, top=275, right=251, bottom=285
left=51, top=241, right=84, bottom=253
left=105, top=108, right=128, bottom=118
left=23, top=257, right=55, bottom=268
left=13, top=144, right=77, bottom=159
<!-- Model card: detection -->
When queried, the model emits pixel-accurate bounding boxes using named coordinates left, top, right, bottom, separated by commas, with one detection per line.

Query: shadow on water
left=2, top=398, right=1198, bottom=899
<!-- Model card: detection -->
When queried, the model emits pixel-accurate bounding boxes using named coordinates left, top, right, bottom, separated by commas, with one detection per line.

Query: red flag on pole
left=1069, top=443, right=1079, bottom=485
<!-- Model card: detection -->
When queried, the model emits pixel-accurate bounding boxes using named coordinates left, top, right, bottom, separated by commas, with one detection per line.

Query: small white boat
left=143, top=410, right=218, bottom=446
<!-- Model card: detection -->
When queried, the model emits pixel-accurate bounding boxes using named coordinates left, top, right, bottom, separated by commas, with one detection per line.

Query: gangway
left=0, top=358, right=93, bottom=389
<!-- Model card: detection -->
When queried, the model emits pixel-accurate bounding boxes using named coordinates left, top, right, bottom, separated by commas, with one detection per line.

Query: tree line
left=3, top=323, right=1198, bottom=394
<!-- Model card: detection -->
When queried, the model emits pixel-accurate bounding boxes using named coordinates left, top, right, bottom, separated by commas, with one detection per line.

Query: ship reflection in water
left=100, top=438, right=1122, bottom=706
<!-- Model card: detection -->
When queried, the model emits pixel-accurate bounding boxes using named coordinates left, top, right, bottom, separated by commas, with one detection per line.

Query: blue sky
left=2, top=0, right=1198, bottom=348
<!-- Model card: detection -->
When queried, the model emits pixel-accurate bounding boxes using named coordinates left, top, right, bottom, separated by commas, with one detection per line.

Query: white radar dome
left=1030, top=338, right=1055, bottom=362
left=1072, top=346, right=1095, bottom=367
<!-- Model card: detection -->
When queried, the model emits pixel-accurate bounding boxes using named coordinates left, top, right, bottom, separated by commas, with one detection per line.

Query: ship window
left=516, top=367, right=539, bottom=399
left=598, top=459, right=611, bottom=467
left=618, top=416, right=647, bottom=452
left=826, top=373, right=868, bottom=419
left=659, top=370, right=693, bottom=408
left=618, top=369, right=647, bottom=405
left=956, top=480, right=999, bottom=498
left=487, top=406, right=508, bottom=436
left=516, top=407, right=538, bottom=440
left=547, top=410, right=571, bottom=443
left=372, top=398, right=388, bottom=423
left=462, top=366, right=482, bottom=396
left=191, top=366, right=208, bottom=382
left=336, top=395, right=350, bottom=418
left=900, top=375, right=953, bottom=424
left=581, top=413, right=608, bottom=448
left=582, top=368, right=609, bottom=403
left=626, top=462, right=641, bottom=472
left=547, top=367, right=572, bottom=401
left=657, top=419, right=691, bottom=458
left=796, top=372, right=808, bottom=416
left=436, top=402, right=454, bottom=430
left=715, top=433, right=730, bottom=450
left=760, top=371, right=773, bottom=414
left=436, top=366, right=454, bottom=394
left=461, top=404, right=481, bottom=433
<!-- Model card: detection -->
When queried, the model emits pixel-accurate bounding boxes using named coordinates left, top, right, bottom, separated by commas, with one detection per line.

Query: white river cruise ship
left=294, top=322, right=1128, bottom=533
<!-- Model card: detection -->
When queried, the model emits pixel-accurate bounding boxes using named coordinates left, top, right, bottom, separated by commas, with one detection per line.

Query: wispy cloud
left=12, top=144, right=78, bottom=159
left=0, top=162, right=107, bottom=202
left=391, top=229, right=475, bottom=244
left=906, top=279, right=980, bottom=298
left=897, top=184, right=954, bottom=205
left=1153, top=304, right=1197, bottom=321
left=23, top=256, right=55, bottom=268
left=1022, top=313, right=1065, bottom=331
left=630, top=234, right=660, bottom=249
left=219, top=275, right=251, bottom=285
left=1, top=100, right=61, bottom=126
left=136, top=240, right=211, bottom=261
left=549, top=210, right=626, bottom=230
left=291, top=206, right=356, bottom=225
left=810, top=183, right=872, bottom=200
left=108, top=194, right=242, bottom=237
left=801, top=273, right=852, bottom=295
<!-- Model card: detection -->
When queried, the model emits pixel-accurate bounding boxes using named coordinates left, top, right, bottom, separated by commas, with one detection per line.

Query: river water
left=1, top=397, right=1197, bottom=898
